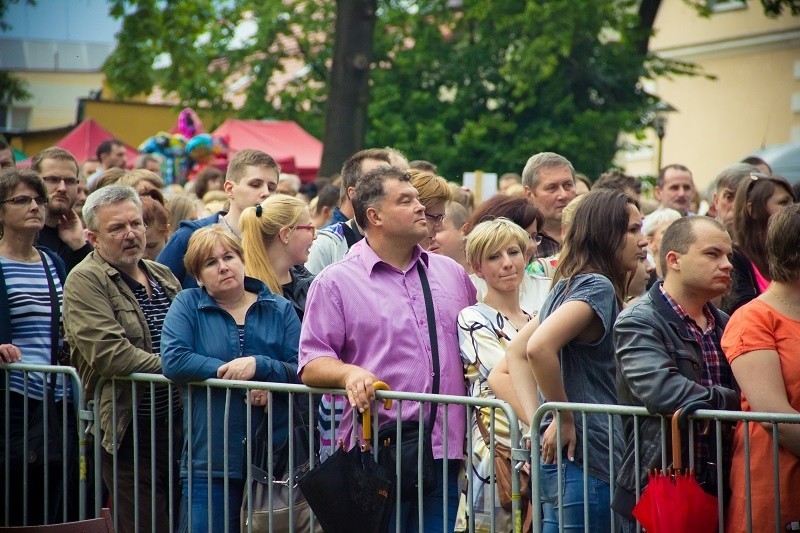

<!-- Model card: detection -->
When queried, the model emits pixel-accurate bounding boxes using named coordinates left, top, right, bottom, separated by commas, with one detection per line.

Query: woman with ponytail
left=239, top=195, right=316, bottom=321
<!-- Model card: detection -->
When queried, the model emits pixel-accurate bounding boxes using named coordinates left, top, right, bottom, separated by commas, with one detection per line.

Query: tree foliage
left=0, top=0, right=34, bottom=105
left=102, top=0, right=797, bottom=179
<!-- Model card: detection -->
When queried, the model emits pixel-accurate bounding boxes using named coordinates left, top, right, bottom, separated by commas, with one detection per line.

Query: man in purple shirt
left=299, top=166, right=476, bottom=532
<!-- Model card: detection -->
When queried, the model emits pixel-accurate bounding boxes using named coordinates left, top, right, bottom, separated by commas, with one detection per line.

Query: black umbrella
left=298, top=384, right=395, bottom=533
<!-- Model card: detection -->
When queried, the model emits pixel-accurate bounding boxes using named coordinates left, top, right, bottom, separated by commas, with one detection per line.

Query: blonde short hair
left=561, top=194, right=589, bottom=231
left=184, top=225, right=243, bottom=281
left=465, top=218, right=529, bottom=267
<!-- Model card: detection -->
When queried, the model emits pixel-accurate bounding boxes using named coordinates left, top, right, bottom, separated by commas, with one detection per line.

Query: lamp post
left=651, top=101, right=676, bottom=172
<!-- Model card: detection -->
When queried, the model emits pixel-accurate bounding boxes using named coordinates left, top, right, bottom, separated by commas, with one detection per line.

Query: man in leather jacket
left=612, top=216, right=740, bottom=525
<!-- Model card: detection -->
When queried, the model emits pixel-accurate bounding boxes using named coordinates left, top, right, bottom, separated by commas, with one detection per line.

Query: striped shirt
left=1, top=255, right=68, bottom=400
left=120, top=268, right=177, bottom=419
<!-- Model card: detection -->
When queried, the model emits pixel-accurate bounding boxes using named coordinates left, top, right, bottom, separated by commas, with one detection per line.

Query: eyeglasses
left=289, top=225, right=315, bottom=236
left=42, top=176, right=80, bottom=187
left=0, top=195, right=48, bottom=207
left=425, top=213, right=446, bottom=226
left=106, top=223, right=147, bottom=240
left=529, top=232, right=544, bottom=246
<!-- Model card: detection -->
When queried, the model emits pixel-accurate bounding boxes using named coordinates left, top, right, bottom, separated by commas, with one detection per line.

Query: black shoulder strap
left=38, top=250, right=61, bottom=388
left=416, top=261, right=439, bottom=430
left=341, top=219, right=363, bottom=249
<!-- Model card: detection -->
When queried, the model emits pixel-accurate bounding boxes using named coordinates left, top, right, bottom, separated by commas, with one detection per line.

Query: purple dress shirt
left=299, top=239, right=477, bottom=459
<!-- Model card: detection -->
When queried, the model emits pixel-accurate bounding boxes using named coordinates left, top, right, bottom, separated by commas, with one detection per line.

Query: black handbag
left=376, top=262, right=440, bottom=501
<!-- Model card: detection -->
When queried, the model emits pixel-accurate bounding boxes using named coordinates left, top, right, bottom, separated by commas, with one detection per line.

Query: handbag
left=475, top=411, right=530, bottom=512
left=241, top=393, right=319, bottom=532
left=376, top=262, right=439, bottom=501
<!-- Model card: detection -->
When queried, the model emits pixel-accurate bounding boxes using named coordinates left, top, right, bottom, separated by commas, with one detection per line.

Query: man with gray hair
left=64, top=185, right=181, bottom=533
left=521, top=151, right=577, bottom=258
left=713, top=162, right=759, bottom=233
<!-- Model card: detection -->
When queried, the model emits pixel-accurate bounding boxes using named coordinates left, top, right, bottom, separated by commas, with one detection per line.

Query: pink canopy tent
left=17, top=118, right=138, bottom=168
left=212, top=119, right=323, bottom=183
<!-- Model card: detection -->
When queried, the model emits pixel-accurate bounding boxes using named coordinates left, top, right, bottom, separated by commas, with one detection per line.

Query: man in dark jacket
left=612, top=216, right=739, bottom=526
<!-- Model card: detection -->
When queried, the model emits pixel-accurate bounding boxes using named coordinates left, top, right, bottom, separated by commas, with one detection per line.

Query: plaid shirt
left=659, top=286, right=735, bottom=477
left=530, top=231, right=561, bottom=259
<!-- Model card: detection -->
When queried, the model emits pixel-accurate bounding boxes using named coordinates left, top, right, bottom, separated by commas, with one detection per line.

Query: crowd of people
left=0, top=133, right=798, bottom=533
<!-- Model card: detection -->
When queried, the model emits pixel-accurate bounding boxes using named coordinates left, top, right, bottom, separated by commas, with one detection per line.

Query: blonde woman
left=408, top=168, right=452, bottom=250
left=458, top=218, right=532, bottom=531
left=239, top=194, right=316, bottom=321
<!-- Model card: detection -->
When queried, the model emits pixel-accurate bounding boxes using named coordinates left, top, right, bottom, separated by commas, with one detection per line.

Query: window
left=0, top=105, right=32, bottom=130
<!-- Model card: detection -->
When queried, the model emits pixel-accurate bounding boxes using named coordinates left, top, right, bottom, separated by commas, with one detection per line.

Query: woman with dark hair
left=464, top=194, right=548, bottom=315
left=721, top=173, right=794, bottom=315
left=191, top=166, right=224, bottom=203
left=464, top=194, right=543, bottom=263
left=0, top=168, right=70, bottom=526
left=505, top=189, right=646, bottom=532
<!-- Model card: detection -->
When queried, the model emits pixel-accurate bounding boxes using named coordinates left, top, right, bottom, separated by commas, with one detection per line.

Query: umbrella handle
left=671, top=401, right=712, bottom=471
left=362, top=381, right=393, bottom=443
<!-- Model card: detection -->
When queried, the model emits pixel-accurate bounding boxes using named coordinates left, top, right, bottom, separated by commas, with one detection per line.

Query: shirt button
left=431, top=373, right=435, bottom=377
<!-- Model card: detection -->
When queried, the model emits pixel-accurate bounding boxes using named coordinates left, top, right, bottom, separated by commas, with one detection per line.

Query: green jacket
left=64, top=251, right=180, bottom=453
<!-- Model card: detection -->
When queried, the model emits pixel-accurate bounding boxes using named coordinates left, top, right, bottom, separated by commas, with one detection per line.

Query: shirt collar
left=116, top=261, right=150, bottom=292
left=357, top=239, right=430, bottom=275
left=658, top=284, right=716, bottom=334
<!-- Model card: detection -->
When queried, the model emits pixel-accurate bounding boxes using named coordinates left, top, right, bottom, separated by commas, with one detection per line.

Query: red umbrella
left=632, top=403, right=719, bottom=533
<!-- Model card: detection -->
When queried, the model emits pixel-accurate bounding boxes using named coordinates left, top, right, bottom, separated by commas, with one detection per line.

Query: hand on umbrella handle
left=362, top=381, right=392, bottom=442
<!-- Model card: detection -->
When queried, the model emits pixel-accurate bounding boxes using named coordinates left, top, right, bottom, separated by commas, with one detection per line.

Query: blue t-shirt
left=538, top=273, right=624, bottom=483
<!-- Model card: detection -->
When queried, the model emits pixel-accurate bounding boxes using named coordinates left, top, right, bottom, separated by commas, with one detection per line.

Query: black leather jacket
left=611, top=282, right=739, bottom=518
left=283, top=265, right=315, bottom=322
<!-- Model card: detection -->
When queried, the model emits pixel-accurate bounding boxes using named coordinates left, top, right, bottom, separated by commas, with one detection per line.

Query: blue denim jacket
left=161, top=277, right=301, bottom=479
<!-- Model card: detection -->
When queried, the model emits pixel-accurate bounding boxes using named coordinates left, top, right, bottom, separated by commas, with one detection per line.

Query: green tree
left=102, top=0, right=798, bottom=179
left=0, top=0, right=34, bottom=106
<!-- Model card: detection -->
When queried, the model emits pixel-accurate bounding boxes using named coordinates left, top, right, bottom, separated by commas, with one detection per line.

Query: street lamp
left=651, top=101, right=677, bottom=171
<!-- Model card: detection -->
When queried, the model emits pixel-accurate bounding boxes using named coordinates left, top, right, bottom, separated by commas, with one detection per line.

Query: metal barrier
left=92, top=373, right=526, bottom=533
left=528, top=402, right=800, bottom=533
left=0, top=363, right=89, bottom=527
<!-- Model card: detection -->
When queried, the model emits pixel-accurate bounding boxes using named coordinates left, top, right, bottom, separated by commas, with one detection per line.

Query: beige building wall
left=618, top=0, right=800, bottom=191
left=11, top=71, right=104, bottom=129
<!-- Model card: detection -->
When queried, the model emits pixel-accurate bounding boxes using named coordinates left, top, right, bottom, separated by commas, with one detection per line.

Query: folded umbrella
left=632, top=402, right=719, bottom=533
left=298, top=382, right=394, bottom=533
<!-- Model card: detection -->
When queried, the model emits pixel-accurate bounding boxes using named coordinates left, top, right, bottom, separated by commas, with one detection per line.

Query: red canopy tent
left=212, top=119, right=322, bottom=183
left=17, top=118, right=138, bottom=168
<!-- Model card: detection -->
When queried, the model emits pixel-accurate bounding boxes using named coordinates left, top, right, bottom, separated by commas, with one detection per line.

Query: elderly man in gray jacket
left=612, top=216, right=739, bottom=526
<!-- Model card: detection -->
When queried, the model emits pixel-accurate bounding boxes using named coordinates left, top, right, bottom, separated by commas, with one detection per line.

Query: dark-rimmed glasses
left=425, top=213, right=446, bottom=226
left=529, top=232, right=544, bottom=246
left=0, top=195, right=48, bottom=207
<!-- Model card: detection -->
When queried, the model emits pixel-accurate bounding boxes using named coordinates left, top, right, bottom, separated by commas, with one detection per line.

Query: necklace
left=219, top=214, right=241, bottom=238
left=772, top=289, right=800, bottom=311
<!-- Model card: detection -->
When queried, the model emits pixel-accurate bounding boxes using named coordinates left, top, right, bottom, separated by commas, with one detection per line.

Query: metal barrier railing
left=1, top=363, right=89, bottom=527
left=529, top=402, right=800, bottom=533
left=93, top=373, right=526, bottom=533
left=9, top=366, right=799, bottom=532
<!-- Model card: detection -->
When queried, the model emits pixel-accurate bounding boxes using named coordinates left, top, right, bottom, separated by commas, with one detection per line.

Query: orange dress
left=721, top=299, right=800, bottom=532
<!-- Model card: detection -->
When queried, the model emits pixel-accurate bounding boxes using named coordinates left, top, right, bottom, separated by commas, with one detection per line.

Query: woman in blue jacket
left=161, top=225, right=301, bottom=533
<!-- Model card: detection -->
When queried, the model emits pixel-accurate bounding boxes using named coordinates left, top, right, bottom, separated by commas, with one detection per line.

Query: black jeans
left=0, top=391, right=78, bottom=526
left=101, top=416, right=182, bottom=533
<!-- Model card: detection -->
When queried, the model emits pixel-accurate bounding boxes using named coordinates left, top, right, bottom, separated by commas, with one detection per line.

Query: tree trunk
left=318, top=0, right=377, bottom=177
